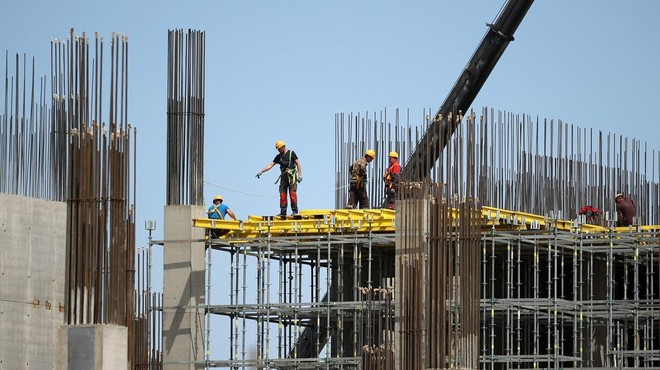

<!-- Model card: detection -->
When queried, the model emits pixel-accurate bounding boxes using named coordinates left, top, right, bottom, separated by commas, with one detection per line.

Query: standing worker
left=347, top=149, right=375, bottom=209
left=614, top=193, right=636, bottom=227
left=383, top=151, right=401, bottom=210
left=256, top=140, right=303, bottom=217
left=207, top=195, right=237, bottom=238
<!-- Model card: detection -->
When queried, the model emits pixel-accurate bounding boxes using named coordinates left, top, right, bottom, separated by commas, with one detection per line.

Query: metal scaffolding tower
left=168, top=108, right=659, bottom=369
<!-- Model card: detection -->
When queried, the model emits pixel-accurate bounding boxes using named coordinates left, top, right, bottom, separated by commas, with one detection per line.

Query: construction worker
left=207, top=195, right=237, bottom=238
left=256, top=140, right=303, bottom=217
left=347, top=149, right=375, bottom=209
left=383, top=151, right=401, bottom=210
left=615, top=193, right=636, bottom=227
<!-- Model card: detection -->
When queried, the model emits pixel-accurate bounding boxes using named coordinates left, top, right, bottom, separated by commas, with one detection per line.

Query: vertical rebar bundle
left=1, top=52, right=57, bottom=199
left=166, top=29, right=205, bottom=206
left=48, top=30, right=138, bottom=370
left=334, top=108, right=426, bottom=209
left=3, top=29, right=149, bottom=368
left=394, top=182, right=482, bottom=370
left=135, top=247, right=163, bottom=369
left=472, top=109, right=659, bottom=225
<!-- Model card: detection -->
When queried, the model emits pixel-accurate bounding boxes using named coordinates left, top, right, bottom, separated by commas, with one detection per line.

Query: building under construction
left=181, top=109, right=659, bottom=370
left=2, top=11, right=660, bottom=370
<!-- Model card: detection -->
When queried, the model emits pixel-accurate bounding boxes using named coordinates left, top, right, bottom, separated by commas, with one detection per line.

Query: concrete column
left=163, top=205, right=206, bottom=370
left=0, top=194, right=66, bottom=369
left=58, top=324, right=128, bottom=369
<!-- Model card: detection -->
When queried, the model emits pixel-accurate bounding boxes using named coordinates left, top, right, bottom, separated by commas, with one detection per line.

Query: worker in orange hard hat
left=614, top=193, right=636, bottom=227
left=383, top=151, right=401, bottom=210
left=256, top=140, right=303, bottom=217
left=347, top=149, right=375, bottom=209
left=207, top=195, right=237, bottom=238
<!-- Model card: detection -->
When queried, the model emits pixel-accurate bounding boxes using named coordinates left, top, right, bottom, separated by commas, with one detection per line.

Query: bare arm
left=295, top=159, right=302, bottom=176
left=226, top=208, right=237, bottom=221
left=260, top=162, right=276, bottom=173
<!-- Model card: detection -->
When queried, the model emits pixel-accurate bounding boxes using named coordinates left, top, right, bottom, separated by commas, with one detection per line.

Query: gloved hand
left=256, top=172, right=262, bottom=179
left=297, top=175, right=303, bottom=183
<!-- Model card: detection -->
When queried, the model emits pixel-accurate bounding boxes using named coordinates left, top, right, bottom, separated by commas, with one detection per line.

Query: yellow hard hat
left=388, top=151, right=398, bottom=158
left=213, top=195, right=223, bottom=202
left=365, top=149, right=376, bottom=158
left=275, top=140, right=286, bottom=149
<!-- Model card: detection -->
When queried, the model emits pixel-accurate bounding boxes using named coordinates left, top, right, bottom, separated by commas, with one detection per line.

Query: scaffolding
left=189, top=205, right=658, bottom=369
left=480, top=216, right=660, bottom=369
left=202, top=211, right=396, bottom=369
left=176, top=108, right=660, bottom=369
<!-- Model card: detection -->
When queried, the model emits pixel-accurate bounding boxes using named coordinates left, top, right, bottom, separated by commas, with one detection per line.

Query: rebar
left=334, top=107, right=660, bottom=225
left=166, top=29, right=205, bottom=206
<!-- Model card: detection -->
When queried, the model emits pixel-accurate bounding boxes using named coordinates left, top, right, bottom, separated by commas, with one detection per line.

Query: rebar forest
left=1, top=26, right=659, bottom=370
left=191, top=110, right=658, bottom=369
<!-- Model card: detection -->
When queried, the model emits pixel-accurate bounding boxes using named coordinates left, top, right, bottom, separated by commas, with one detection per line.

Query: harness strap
left=276, top=151, right=298, bottom=184
left=210, top=205, right=224, bottom=220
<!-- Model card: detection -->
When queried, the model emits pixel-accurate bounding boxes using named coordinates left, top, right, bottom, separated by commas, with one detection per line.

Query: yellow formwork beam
left=193, top=207, right=660, bottom=239
left=194, top=209, right=396, bottom=239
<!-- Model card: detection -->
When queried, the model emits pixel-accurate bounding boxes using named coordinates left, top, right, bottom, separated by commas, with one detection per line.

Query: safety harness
left=275, top=150, right=298, bottom=185
left=209, top=204, right=224, bottom=220
left=350, top=159, right=366, bottom=188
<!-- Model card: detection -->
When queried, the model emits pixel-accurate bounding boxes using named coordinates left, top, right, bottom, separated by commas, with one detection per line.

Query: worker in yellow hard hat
left=207, top=195, right=237, bottom=238
left=347, top=149, right=375, bottom=209
left=383, top=151, right=401, bottom=210
left=256, top=140, right=303, bottom=217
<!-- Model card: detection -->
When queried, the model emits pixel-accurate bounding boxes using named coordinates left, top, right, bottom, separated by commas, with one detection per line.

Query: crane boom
left=402, top=0, right=534, bottom=180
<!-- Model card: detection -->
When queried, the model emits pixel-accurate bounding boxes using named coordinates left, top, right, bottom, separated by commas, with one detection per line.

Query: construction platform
left=193, top=207, right=660, bottom=238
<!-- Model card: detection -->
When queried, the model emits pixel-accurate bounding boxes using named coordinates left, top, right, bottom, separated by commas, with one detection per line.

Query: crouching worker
left=615, top=193, right=636, bottom=227
left=207, top=195, right=237, bottom=238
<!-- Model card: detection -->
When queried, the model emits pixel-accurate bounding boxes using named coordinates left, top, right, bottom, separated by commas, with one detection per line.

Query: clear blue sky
left=3, top=0, right=659, bottom=233
left=3, top=0, right=659, bottom=360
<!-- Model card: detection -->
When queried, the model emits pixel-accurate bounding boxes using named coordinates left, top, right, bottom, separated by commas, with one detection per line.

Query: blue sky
left=3, top=0, right=660, bottom=361
left=2, top=1, right=659, bottom=229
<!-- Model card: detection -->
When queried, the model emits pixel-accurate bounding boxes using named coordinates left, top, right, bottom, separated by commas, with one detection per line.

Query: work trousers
left=347, top=181, right=369, bottom=209
left=386, top=186, right=397, bottom=210
left=279, top=173, right=298, bottom=215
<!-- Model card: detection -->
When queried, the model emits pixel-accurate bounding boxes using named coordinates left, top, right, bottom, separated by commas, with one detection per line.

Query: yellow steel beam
left=194, top=209, right=396, bottom=239
left=193, top=207, right=660, bottom=239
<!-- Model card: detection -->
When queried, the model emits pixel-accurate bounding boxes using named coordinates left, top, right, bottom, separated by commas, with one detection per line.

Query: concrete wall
left=163, top=205, right=206, bottom=370
left=58, top=324, right=128, bottom=370
left=0, top=193, right=66, bottom=369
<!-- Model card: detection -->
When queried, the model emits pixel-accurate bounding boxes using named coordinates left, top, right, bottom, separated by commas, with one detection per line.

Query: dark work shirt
left=273, top=150, right=298, bottom=171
